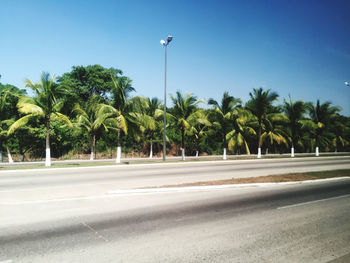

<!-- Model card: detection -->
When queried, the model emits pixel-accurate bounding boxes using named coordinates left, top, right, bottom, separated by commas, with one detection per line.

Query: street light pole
left=163, top=44, right=168, bottom=162
left=160, top=35, right=173, bottom=161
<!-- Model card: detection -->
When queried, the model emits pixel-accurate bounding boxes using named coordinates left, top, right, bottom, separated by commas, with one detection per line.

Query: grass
left=158, top=169, right=350, bottom=188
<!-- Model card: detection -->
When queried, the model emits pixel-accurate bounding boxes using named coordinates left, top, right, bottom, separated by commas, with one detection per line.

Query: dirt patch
left=158, top=169, right=350, bottom=188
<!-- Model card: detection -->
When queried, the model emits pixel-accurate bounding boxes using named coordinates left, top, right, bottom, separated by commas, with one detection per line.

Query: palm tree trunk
left=196, top=138, right=200, bottom=157
left=45, top=117, right=51, bottom=167
left=6, top=142, right=13, bottom=163
left=257, top=119, right=262, bottom=158
left=149, top=136, right=153, bottom=158
left=20, top=153, right=24, bottom=162
left=257, top=120, right=262, bottom=147
left=181, top=127, right=185, bottom=161
left=90, top=134, right=96, bottom=160
left=223, top=125, right=227, bottom=160
left=116, top=128, right=121, bottom=163
left=315, top=146, right=319, bottom=156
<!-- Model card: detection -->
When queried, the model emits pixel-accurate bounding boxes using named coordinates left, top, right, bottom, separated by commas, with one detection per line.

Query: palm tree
left=1, top=118, right=16, bottom=163
left=306, top=100, right=340, bottom=155
left=0, top=85, right=27, bottom=162
left=129, top=97, right=162, bottom=158
left=73, top=96, right=114, bottom=160
left=283, top=96, right=307, bottom=157
left=186, top=110, right=212, bottom=157
left=260, top=111, right=289, bottom=154
left=169, top=91, right=204, bottom=160
left=0, top=90, right=12, bottom=162
left=109, top=75, right=135, bottom=163
left=8, top=72, right=71, bottom=166
left=226, top=108, right=255, bottom=155
left=330, top=114, right=349, bottom=152
left=208, top=92, right=241, bottom=159
left=245, top=88, right=279, bottom=158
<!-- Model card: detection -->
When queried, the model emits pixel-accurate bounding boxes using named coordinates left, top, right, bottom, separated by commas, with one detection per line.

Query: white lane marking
left=0, top=156, right=348, bottom=174
left=0, top=260, right=13, bottom=263
left=277, top=194, right=350, bottom=209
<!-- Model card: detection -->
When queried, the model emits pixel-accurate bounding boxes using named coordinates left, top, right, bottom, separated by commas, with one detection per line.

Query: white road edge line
left=277, top=194, right=350, bottom=209
left=0, top=260, right=13, bottom=263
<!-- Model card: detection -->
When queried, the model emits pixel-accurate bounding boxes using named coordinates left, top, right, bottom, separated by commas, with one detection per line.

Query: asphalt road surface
left=0, top=156, right=349, bottom=201
left=0, top=156, right=350, bottom=262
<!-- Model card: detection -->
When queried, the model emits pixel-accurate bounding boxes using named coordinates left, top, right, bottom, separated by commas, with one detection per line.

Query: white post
left=257, top=148, right=261, bottom=158
left=291, top=147, right=295, bottom=157
left=45, top=148, right=51, bottom=167
left=116, top=146, right=121, bottom=163
left=315, top=146, right=319, bottom=156
left=6, top=144, right=13, bottom=163
left=223, top=148, right=227, bottom=160
left=7, top=153, right=13, bottom=163
left=181, top=148, right=185, bottom=161
left=90, top=151, right=94, bottom=161
left=196, top=150, right=199, bottom=157
left=149, top=150, right=153, bottom=159
left=0, top=151, right=2, bottom=162
left=8, top=153, right=13, bottom=163
left=266, top=148, right=268, bottom=155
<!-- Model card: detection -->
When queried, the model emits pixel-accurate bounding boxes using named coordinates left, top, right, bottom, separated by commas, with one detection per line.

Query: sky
left=1, top=0, right=350, bottom=115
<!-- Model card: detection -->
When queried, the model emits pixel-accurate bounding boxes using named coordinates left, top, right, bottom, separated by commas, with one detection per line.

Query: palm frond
left=8, top=114, right=35, bottom=135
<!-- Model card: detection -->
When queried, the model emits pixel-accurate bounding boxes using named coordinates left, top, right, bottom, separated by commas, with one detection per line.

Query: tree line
left=0, top=64, right=349, bottom=166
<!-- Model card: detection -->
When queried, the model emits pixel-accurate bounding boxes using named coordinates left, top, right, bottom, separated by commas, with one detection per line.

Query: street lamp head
left=160, top=39, right=166, bottom=46
left=345, top=81, right=349, bottom=86
left=167, top=35, right=173, bottom=43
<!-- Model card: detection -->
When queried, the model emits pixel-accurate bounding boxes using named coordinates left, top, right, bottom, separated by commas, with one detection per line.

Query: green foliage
left=226, top=108, right=256, bottom=154
left=168, top=91, right=204, bottom=150
left=246, top=87, right=279, bottom=149
left=283, top=96, right=307, bottom=151
left=58, top=65, right=122, bottom=102
left=0, top=84, right=27, bottom=156
left=306, top=100, right=341, bottom=151
left=208, top=91, right=242, bottom=148
left=2, top=65, right=349, bottom=161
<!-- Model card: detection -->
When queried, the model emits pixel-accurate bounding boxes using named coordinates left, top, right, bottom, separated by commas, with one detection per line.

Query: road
left=0, top=156, right=350, bottom=262
left=0, top=156, right=349, bottom=202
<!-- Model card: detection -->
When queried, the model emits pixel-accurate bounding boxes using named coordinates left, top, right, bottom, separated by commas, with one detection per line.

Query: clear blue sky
left=1, top=0, right=350, bottom=115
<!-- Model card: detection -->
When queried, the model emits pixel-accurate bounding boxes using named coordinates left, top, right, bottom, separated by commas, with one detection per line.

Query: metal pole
left=163, top=45, right=167, bottom=161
